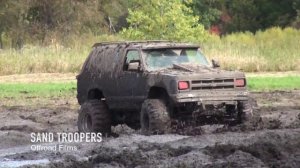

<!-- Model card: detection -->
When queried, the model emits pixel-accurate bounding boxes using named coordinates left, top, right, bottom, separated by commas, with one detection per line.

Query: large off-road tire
left=78, top=100, right=111, bottom=133
left=239, top=97, right=263, bottom=129
left=140, top=99, right=171, bottom=135
left=237, top=100, right=253, bottom=123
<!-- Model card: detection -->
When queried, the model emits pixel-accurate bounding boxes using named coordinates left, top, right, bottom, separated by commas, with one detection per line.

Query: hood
left=150, top=63, right=245, bottom=79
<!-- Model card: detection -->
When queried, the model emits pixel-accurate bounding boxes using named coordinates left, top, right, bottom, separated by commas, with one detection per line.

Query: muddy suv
left=77, top=41, right=252, bottom=134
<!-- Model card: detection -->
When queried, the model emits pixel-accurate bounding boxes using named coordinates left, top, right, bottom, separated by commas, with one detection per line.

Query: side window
left=124, top=50, right=140, bottom=70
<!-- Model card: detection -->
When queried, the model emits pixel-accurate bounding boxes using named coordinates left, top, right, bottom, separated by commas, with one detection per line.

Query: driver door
left=114, top=49, right=147, bottom=110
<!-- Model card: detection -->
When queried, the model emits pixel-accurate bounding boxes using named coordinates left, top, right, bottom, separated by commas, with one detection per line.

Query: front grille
left=191, top=79, right=234, bottom=90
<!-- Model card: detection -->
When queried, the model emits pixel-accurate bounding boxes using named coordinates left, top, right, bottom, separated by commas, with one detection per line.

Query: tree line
left=0, top=0, right=299, bottom=49
left=191, top=0, right=300, bottom=34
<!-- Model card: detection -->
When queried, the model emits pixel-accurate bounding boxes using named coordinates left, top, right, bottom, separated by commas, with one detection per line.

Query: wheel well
left=87, top=89, right=104, bottom=100
left=148, top=87, right=169, bottom=99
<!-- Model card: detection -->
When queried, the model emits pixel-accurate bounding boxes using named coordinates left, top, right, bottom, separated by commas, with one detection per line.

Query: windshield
left=143, top=48, right=210, bottom=71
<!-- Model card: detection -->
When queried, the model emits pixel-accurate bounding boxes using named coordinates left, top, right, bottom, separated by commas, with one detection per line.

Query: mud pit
left=0, top=90, right=299, bottom=168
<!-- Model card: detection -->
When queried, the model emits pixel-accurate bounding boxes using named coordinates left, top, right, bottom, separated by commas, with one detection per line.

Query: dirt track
left=0, top=90, right=299, bottom=168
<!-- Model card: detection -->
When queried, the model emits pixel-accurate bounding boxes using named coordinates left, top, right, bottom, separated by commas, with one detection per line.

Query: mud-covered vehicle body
left=77, top=41, right=252, bottom=134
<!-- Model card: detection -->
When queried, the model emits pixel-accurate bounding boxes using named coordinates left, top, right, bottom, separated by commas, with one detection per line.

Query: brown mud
left=0, top=90, right=299, bottom=168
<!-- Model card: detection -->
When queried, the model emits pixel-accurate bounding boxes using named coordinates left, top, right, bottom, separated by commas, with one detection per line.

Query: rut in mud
left=0, top=90, right=299, bottom=167
left=63, top=129, right=300, bottom=168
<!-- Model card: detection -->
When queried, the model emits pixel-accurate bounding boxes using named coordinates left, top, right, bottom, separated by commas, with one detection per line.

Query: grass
left=247, top=76, right=300, bottom=91
left=0, top=27, right=299, bottom=75
left=0, top=34, right=121, bottom=75
left=0, top=45, right=89, bottom=75
left=202, top=27, right=300, bottom=72
left=0, top=82, right=76, bottom=98
left=0, top=76, right=299, bottom=99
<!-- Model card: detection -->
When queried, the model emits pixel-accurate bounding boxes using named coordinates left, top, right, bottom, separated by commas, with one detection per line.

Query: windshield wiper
left=173, top=63, right=194, bottom=72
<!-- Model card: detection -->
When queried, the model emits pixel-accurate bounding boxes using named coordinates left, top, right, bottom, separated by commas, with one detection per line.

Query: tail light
left=178, top=81, right=189, bottom=90
left=235, top=78, right=246, bottom=87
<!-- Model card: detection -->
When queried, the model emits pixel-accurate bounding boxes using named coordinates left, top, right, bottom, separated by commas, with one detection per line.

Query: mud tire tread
left=140, top=99, right=171, bottom=135
left=78, top=100, right=111, bottom=133
left=238, top=100, right=254, bottom=123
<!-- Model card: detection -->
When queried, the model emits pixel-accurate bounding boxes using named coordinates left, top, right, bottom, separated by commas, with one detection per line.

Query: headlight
left=178, top=81, right=189, bottom=90
left=235, top=78, right=246, bottom=87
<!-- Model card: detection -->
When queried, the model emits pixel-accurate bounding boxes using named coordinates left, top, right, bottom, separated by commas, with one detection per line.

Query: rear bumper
left=170, top=90, right=249, bottom=103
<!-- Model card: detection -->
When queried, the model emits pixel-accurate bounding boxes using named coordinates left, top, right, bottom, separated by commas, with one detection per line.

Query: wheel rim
left=82, top=113, right=92, bottom=132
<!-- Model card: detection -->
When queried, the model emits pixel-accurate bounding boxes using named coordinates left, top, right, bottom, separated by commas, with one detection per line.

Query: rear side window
left=126, top=50, right=139, bottom=63
left=124, top=50, right=140, bottom=70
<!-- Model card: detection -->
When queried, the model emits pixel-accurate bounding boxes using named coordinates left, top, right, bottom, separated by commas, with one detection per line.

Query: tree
left=25, top=0, right=107, bottom=44
left=224, top=0, right=259, bottom=33
left=0, top=0, right=30, bottom=49
left=190, top=0, right=300, bottom=33
left=254, top=0, right=296, bottom=30
left=190, top=0, right=223, bottom=29
left=98, top=0, right=129, bottom=32
left=223, top=0, right=298, bottom=33
left=121, top=0, right=208, bottom=42
left=292, top=0, right=300, bottom=28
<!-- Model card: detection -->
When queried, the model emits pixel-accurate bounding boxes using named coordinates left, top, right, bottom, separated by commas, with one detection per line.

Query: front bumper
left=170, top=90, right=249, bottom=103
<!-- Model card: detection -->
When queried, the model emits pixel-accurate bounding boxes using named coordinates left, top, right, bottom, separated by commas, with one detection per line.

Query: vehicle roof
left=92, top=40, right=200, bottom=49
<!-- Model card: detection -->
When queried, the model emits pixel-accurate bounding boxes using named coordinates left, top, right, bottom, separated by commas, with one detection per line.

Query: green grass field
left=0, top=82, right=76, bottom=98
left=247, top=76, right=300, bottom=91
left=0, top=76, right=299, bottom=99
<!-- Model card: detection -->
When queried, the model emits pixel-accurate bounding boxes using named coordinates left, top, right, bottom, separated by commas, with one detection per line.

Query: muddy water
left=0, top=91, right=299, bottom=167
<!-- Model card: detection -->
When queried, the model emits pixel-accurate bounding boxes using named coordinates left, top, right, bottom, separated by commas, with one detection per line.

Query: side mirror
left=212, top=59, right=220, bottom=68
left=128, top=62, right=140, bottom=71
